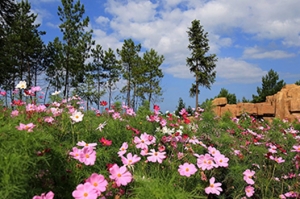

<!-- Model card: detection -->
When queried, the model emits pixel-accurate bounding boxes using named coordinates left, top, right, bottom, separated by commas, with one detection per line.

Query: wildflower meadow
left=0, top=82, right=300, bottom=199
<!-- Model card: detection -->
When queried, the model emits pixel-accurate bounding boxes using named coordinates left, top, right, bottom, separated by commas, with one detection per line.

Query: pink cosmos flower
left=208, top=146, right=221, bottom=157
left=32, top=191, right=54, bottom=199
left=44, top=116, right=55, bottom=124
left=69, top=147, right=82, bottom=160
left=245, top=185, right=255, bottom=197
left=86, top=173, right=108, bottom=195
left=126, top=108, right=136, bottom=116
left=109, top=164, right=132, bottom=187
left=243, top=169, right=255, bottom=185
left=178, top=163, right=197, bottom=177
left=147, top=149, right=166, bottom=163
left=121, top=153, right=141, bottom=166
left=270, top=155, right=285, bottom=163
left=79, top=147, right=97, bottom=166
left=291, top=145, right=300, bottom=152
left=11, top=110, right=19, bottom=117
left=205, top=177, right=223, bottom=195
left=72, top=182, right=98, bottom=199
left=16, top=123, right=36, bottom=132
left=134, top=133, right=153, bottom=149
left=118, top=142, right=128, bottom=157
left=112, top=112, right=121, bottom=120
left=214, top=154, right=229, bottom=168
left=196, top=153, right=216, bottom=170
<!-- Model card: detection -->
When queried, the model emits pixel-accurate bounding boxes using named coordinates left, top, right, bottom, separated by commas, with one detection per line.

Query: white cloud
left=216, top=57, right=267, bottom=83
left=95, top=16, right=110, bottom=25
left=243, top=46, right=296, bottom=59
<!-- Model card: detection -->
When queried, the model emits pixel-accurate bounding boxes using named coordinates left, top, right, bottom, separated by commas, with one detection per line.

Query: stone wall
left=212, top=84, right=300, bottom=122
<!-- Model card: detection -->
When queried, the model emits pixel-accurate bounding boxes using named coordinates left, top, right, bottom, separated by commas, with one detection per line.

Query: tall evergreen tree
left=186, top=19, right=217, bottom=109
left=0, top=0, right=45, bottom=95
left=48, top=0, right=94, bottom=99
left=117, top=39, right=141, bottom=108
left=102, top=48, right=121, bottom=109
left=0, top=0, right=17, bottom=26
left=140, top=49, right=164, bottom=105
left=252, top=69, right=285, bottom=103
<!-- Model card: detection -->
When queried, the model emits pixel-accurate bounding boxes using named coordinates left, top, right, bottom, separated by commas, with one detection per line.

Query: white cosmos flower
left=51, top=90, right=61, bottom=96
left=70, top=110, right=84, bottom=123
left=16, top=81, right=27, bottom=89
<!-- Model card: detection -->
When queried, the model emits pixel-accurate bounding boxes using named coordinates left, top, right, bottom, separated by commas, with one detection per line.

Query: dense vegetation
left=0, top=85, right=300, bottom=199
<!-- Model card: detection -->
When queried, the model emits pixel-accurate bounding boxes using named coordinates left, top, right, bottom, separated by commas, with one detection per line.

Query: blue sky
left=28, top=0, right=300, bottom=112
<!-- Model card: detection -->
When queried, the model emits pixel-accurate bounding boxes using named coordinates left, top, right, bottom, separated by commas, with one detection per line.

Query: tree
left=186, top=19, right=217, bottom=109
left=0, top=0, right=17, bottom=51
left=0, top=0, right=17, bottom=26
left=216, top=88, right=237, bottom=104
left=0, top=0, right=45, bottom=98
left=48, top=0, right=94, bottom=99
left=252, top=69, right=285, bottom=103
left=295, top=80, right=300, bottom=86
left=117, top=39, right=141, bottom=108
left=139, top=49, right=164, bottom=105
left=175, top=97, right=186, bottom=116
left=102, top=48, right=121, bottom=109
left=89, top=44, right=106, bottom=109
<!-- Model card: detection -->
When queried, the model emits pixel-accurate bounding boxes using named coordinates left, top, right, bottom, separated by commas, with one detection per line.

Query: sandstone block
left=212, top=97, right=227, bottom=106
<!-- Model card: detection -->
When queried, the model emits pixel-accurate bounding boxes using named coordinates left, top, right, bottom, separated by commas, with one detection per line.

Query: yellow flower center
left=84, top=192, right=88, bottom=197
left=117, top=173, right=122, bottom=177
left=93, top=182, right=98, bottom=187
left=85, top=154, right=89, bottom=158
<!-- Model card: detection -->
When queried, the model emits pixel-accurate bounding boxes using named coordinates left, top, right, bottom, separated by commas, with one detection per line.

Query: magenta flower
left=243, top=169, right=255, bottom=185
left=214, top=154, right=229, bottom=168
left=147, top=149, right=166, bottom=163
left=109, top=164, right=132, bottom=187
left=118, top=142, right=128, bottom=157
left=86, top=173, right=108, bottom=195
left=178, top=163, right=197, bottom=177
left=16, top=123, right=36, bottom=132
left=245, top=185, right=255, bottom=197
left=121, top=153, right=141, bottom=166
left=79, top=147, right=97, bottom=166
left=33, top=191, right=54, bottom=199
left=196, top=153, right=216, bottom=170
left=72, top=182, right=98, bottom=199
left=205, top=177, right=223, bottom=195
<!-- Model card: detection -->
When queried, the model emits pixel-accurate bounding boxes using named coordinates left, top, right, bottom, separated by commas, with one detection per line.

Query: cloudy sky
left=28, top=0, right=300, bottom=111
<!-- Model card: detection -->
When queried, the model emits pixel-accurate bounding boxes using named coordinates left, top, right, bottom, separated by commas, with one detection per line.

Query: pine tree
left=117, top=39, right=141, bottom=108
left=252, top=69, right=285, bottom=103
left=102, top=48, right=121, bottom=109
left=140, top=49, right=164, bottom=105
left=216, top=88, right=237, bottom=104
left=0, top=0, right=45, bottom=97
left=186, top=19, right=217, bottom=109
left=89, top=44, right=106, bottom=109
left=49, top=0, right=94, bottom=99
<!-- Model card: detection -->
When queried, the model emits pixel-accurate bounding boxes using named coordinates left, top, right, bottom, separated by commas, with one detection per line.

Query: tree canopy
left=252, top=69, right=285, bottom=103
left=186, top=19, right=217, bottom=109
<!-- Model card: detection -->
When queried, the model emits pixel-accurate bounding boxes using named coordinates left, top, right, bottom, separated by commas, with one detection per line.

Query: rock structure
left=212, top=84, right=300, bottom=122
